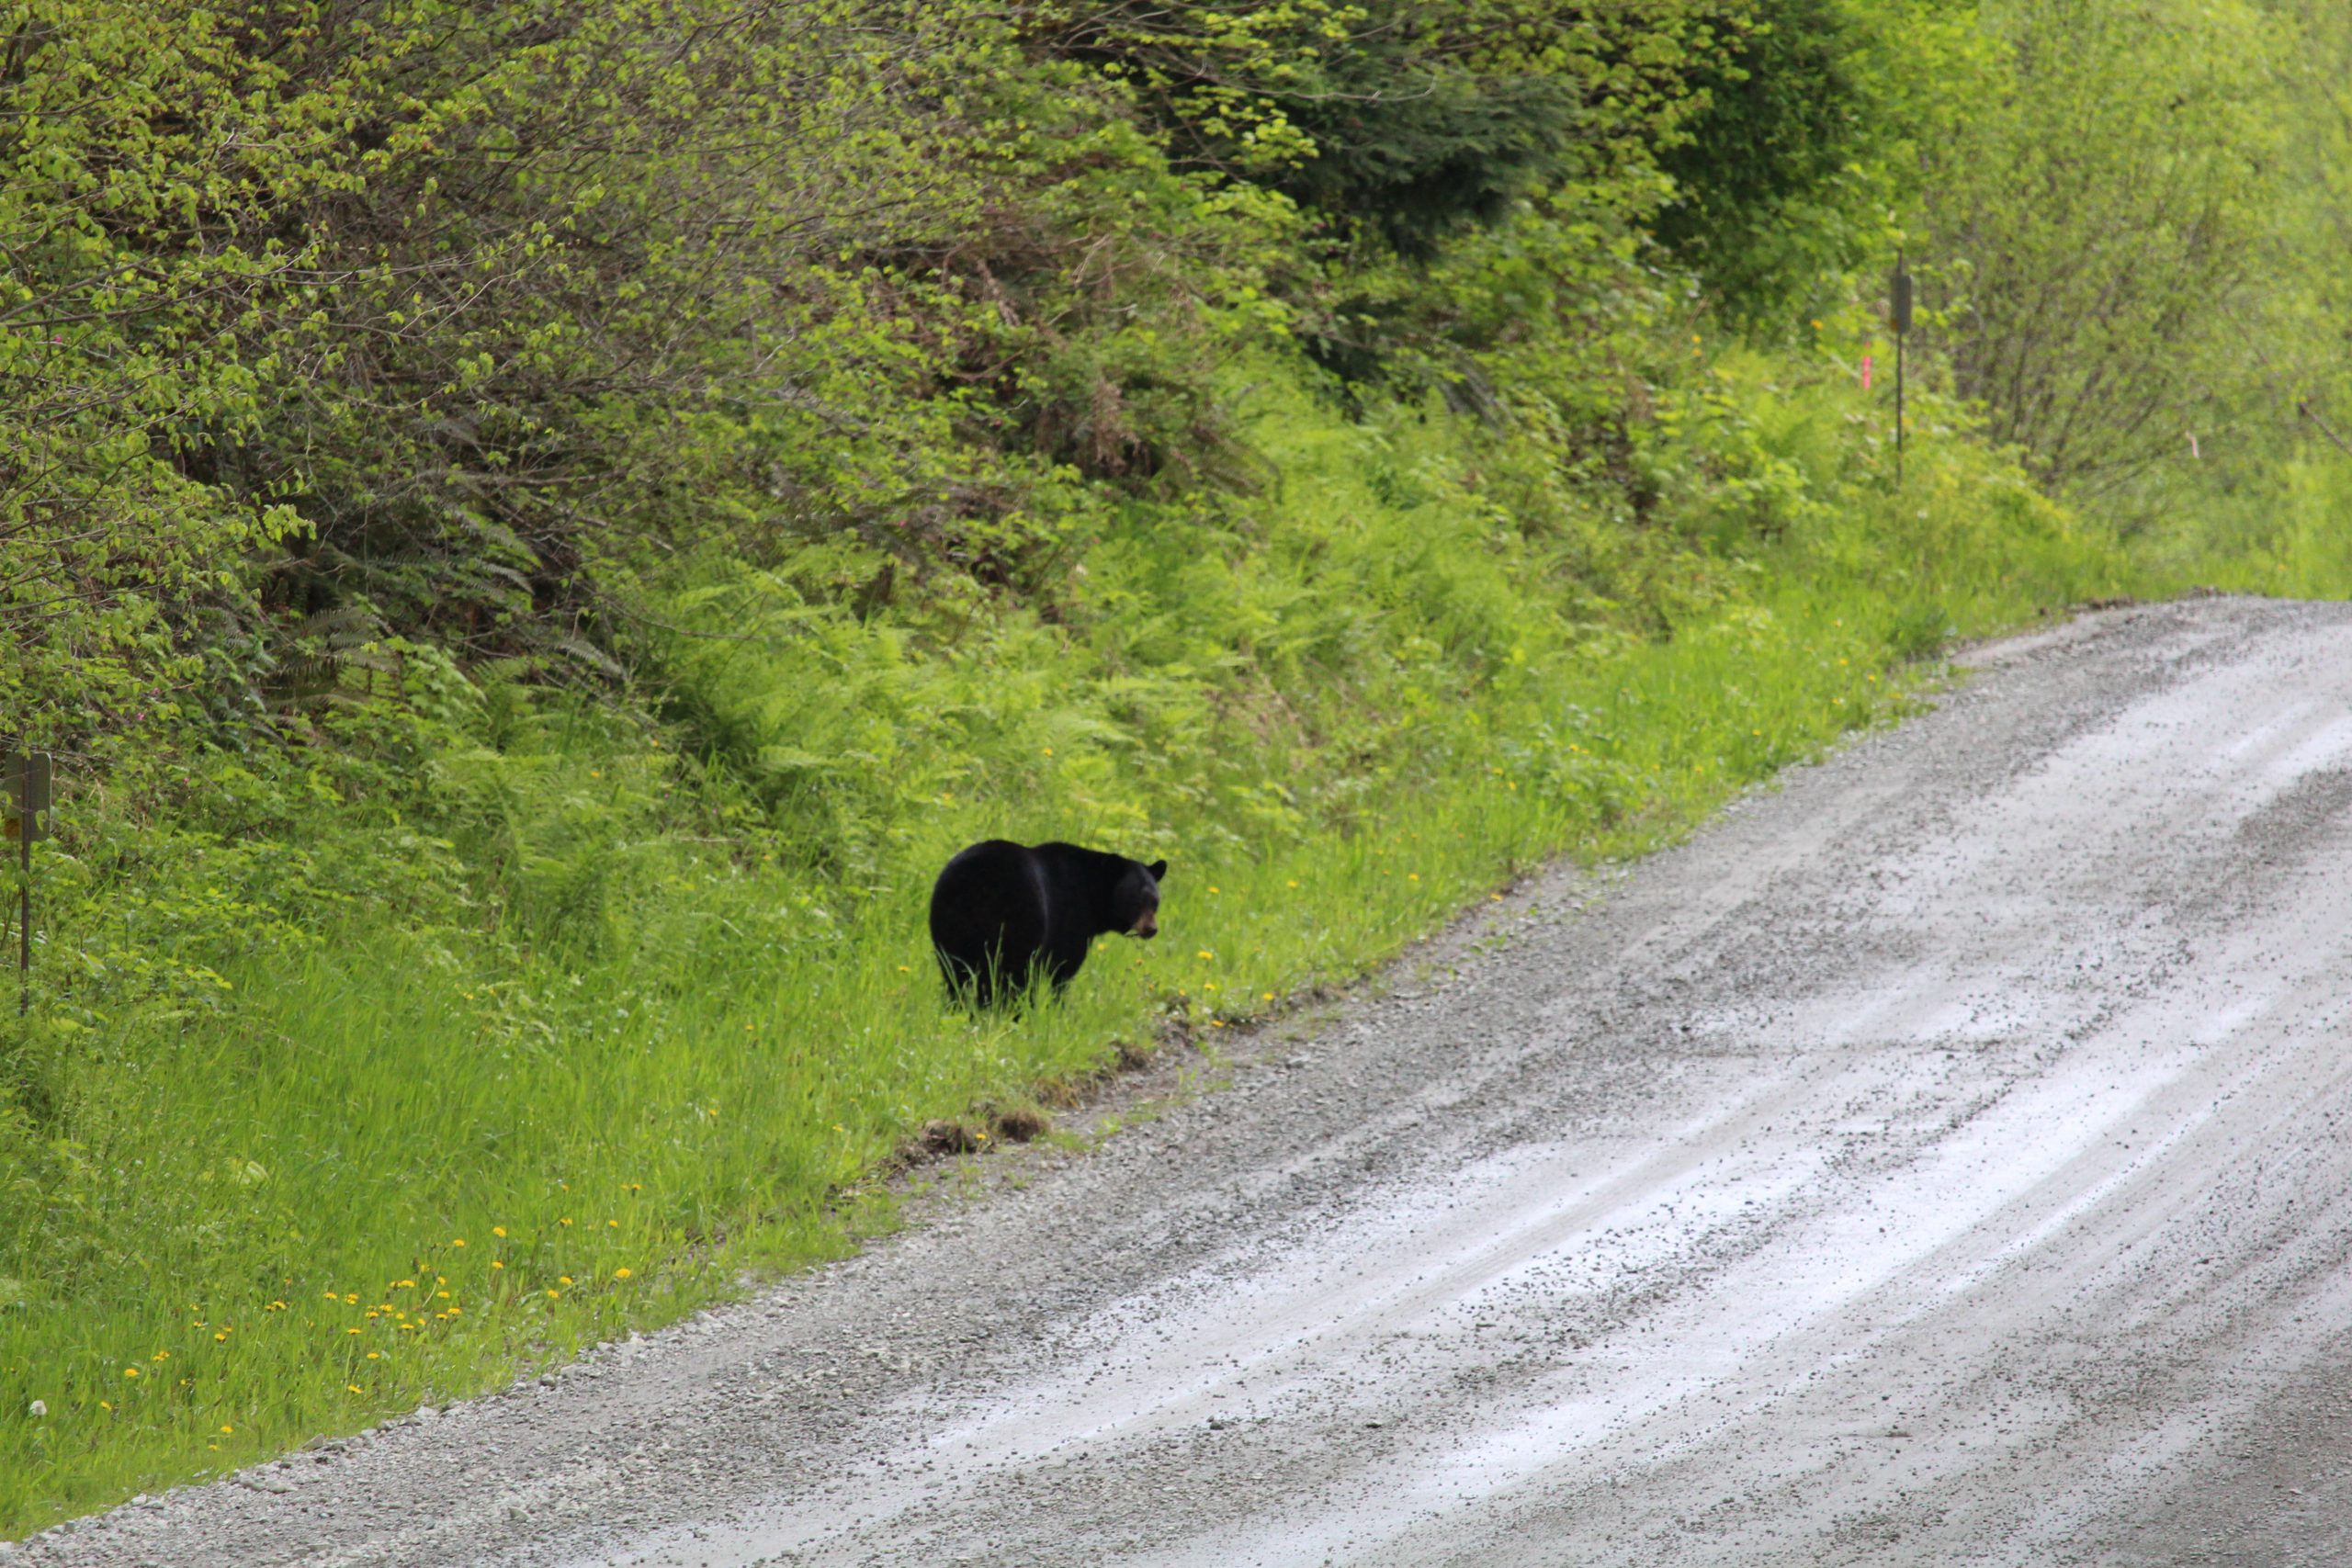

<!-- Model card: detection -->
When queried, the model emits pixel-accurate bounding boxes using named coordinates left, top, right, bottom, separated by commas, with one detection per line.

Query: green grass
left=0, top=351, right=2152, bottom=1536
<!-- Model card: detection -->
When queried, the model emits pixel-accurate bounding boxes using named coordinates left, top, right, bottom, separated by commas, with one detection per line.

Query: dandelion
left=1408, top=874, right=1419, bottom=882
left=153, top=1351, right=169, bottom=1361
left=346, top=1384, right=363, bottom=1394
left=452, top=1237, right=466, bottom=1248
left=1196, top=950, right=1214, bottom=960
left=367, top=1351, right=381, bottom=1361
left=546, top=1289, right=560, bottom=1299
left=220, top=1424, right=234, bottom=1435
left=122, top=1368, right=140, bottom=1380
left=99, top=1400, right=113, bottom=1410
left=607, top=1219, right=619, bottom=1228
left=435, top=1290, right=450, bottom=1299
left=560, top=1218, right=573, bottom=1227
left=615, top=1268, right=633, bottom=1280
left=491, top=1260, right=504, bottom=1270
left=1207, top=886, right=1220, bottom=894
left=492, top=1227, right=506, bottom=1239
left=346, top=1328, right=363, bottom=1337
left=1262, top=992, right=1274, bottom=1001
left=394, top=1280, right=414, bottom=1289
left=559, top=1276, right=573, bottom=1286
left=214, top=1332, right=228, bottom=1342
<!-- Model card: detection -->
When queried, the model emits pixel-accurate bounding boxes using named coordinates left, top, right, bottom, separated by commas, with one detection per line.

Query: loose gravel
left=19, top=595, right=2352, bottom=1568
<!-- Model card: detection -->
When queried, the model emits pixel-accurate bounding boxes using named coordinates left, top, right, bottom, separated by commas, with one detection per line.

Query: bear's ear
left=1147, top=858, right=1168, bottom=881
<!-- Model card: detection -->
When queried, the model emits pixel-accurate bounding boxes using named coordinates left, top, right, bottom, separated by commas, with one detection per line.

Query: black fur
left=929, top=840, right=1167, bottom=1008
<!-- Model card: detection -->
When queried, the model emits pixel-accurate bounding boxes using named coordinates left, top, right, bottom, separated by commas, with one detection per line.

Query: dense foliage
left=6, top=0, right=2352, bottom=1534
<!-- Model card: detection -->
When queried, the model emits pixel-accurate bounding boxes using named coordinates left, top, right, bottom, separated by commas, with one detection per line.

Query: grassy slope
left=0, top=344, right=2151, bottom=1534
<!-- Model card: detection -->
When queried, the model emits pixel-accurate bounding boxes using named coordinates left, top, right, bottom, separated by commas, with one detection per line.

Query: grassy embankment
left=0, top=341, right=2151, bottom=1532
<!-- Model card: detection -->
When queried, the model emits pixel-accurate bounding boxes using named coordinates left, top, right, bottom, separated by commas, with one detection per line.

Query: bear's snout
left=1131, top=911, right=1159, bottom=939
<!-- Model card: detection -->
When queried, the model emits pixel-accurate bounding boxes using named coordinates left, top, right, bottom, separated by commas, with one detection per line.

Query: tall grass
left=0, top=351, right=2138, bottom=1533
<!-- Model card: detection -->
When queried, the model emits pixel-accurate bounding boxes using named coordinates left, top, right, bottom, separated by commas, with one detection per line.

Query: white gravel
left=21, top=594, right=2352, bottom=1567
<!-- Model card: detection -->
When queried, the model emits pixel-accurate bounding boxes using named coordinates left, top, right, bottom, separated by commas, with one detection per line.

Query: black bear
left=929, top=840, right=1167, bottom=1007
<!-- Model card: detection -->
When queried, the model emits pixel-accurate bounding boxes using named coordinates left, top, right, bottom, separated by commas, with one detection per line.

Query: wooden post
left=6, top=750, right=51, bottom=1016
left=1891, top=254, right=1914, bottom=488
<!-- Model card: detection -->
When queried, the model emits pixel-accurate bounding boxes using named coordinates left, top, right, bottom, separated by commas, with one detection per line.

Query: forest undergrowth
left=5, top=0, right=2349, bottom=1533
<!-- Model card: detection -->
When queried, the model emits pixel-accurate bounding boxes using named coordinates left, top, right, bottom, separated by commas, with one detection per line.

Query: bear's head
left=1119, top=857, right=1168, bottom=939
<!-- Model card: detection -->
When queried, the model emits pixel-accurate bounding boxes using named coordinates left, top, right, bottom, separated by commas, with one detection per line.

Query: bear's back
left=929, top=840, right=1054, bottom=1004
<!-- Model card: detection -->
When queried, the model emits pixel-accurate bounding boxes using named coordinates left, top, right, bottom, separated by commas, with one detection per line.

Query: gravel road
left=20, top=594, right=2352, bottom=1568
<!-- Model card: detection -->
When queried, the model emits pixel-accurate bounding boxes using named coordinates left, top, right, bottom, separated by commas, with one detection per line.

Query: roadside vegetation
left=2, top=0, right=2346, bottom=1532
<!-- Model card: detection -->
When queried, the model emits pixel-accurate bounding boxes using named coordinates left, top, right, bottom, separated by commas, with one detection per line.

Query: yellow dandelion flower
left=214, top=1332, right=228, bottom=1342
left=492, top=1227, right=507, bottom=1239
left=1408, top=873, right=1419, bottom=881
left=366, top=1351, right=381, bottom=1360
left=153, top=1351, right=169, bottom=1361
left=346, top=1384, right=363, bottom=1394
left=123, top=1368, right=140, bottom=1379
left=559, top=1218, right=572, bottom=1227
left=547, top=1289, right=561, bottom=1299
left=615, top=1268, right=633, bottom=1280
left=491, top=1260, right=504, bottom=1270
left=99, top=1400, right=113, bottom=1410
left=435, top=1290, right=450, bottom=1299
left=346, top=1328, right=363, bottom=1337
left=1196, top=950, right=1214, bottom=960
left=559, top=1275, right=573, bottom=1286
left=220, top=1424, right=234, bottom=1435
left=606, top=1219, right=618, bottom=1229
left=451, top=1238, right=466, bottom=1247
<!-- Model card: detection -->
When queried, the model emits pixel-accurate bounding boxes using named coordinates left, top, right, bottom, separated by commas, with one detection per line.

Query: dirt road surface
left=19, top=595, right=2352, bottom=1567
